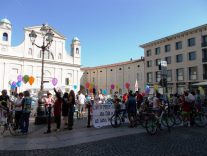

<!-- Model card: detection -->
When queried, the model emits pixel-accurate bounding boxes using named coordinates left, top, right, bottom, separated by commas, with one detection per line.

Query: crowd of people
left=0, top=87, right=206, bottom=135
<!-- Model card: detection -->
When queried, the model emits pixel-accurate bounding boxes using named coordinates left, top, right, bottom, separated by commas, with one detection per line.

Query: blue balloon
left=73, top=85, right=77, bottom=90
left=102, top=89, right=107, bottom=95
left=16, top=81, right=21, bottom=87
left=11, top=85, right=16, bottom=90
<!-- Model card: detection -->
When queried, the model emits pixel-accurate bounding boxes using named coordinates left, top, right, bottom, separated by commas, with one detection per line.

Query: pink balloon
left=52, top=78, right=58, bottom=86
left=111, top=84, right=115, bottom=90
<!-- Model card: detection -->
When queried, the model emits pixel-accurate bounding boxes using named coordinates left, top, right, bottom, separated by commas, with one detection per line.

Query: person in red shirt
left=53, top=88, right=62, bottom=131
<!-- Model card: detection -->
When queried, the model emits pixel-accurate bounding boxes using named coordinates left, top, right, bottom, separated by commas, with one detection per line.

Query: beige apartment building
left=140, top=24, right=207, bottom=94
left=81, top=58, right=145, bottom=95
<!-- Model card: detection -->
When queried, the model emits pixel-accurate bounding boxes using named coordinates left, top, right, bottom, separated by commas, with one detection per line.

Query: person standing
left=62, top=92, right=69, bottom=126
left=126, top=90, right=137, bottom=128
left=21, top=91, right=32, bottom=134
left=0, top=89, right=11, bottom=111
left=53, top=88, right=62, bottom=132
left=44, top=92, right=54, bottom=115
left=78, top=91, right=86, bottom=119
left=68, top=90, right=75, bottom=130
left=13, top=92, right=23, bottom=130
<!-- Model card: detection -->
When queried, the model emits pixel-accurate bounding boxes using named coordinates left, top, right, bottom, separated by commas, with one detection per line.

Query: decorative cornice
left=81, top=58, right=144, bottom=70
left=0, top=54, right=81, bottom=67
left=140, top=23, right=207, bottom=48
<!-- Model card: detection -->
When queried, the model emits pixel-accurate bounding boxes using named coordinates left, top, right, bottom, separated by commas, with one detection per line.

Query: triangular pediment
left=24, top=25, right=66, bottom=39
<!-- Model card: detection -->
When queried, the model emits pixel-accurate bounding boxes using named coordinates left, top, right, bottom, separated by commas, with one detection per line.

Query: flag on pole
left=135, top=79, right=138, bottom=91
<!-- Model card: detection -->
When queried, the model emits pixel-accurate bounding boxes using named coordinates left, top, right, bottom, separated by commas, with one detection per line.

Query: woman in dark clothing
left=68, top=90, right=75, bottom=130
left=53, top=88, right=62, bottom=131
left=62, top=92, right=69, bottom=126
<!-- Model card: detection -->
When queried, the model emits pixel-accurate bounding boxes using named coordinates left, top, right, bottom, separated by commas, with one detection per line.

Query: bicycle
left=110, top=109, right=128, bottom=128
left=0, top=106, right=18, bottom=136
left=145, top=104, right=175, bottom=135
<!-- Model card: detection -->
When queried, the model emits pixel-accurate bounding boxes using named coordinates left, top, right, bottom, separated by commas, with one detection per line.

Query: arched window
left=76, top=48, right=79, bottom=54
left=28, top=48, right=32, bottom=55
left=58, top=53, right=62, bottom=59
left=3, top=33, right=8, bottom=41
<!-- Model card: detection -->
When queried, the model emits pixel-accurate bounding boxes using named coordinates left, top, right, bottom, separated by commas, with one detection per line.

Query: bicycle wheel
left=194, top=113, right=207, bottom=127
left=110, top=114, right=121, bottom=128
left=174, top=113, right=182, bottom=125
left=161, top=113, right=175, bottom=127
left=8, top=123, right=18, bottom=136
left=145, top=117, right=158, bottom=135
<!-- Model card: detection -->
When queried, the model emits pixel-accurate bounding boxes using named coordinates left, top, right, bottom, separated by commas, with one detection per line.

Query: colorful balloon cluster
left=9, top=75, right=35, bottom=90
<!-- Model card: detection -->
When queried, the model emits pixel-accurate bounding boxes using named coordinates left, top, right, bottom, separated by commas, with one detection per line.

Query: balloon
left=17, top=75, right=23, bottom=82
left=8, top=80, right=12, bottom=85
left=89, top=83, right=94, bottom=89
left=11, top=85, right=16, bottom=90
left=89, top=88, right=93, bottom=93
left=111, top=84, right=115, bottom=90
left=73, top=85, right=77, bottom=90
left=16, top=81, right=22, bottom=87
left=125, top=82, right=130, bottom=89
left=154, top=84, right=158, bottom=91
left=102, top=89, right=107, bottom=95
left=23, top=75, right=29, bottom=84
left=145, top=85, right=150, bottom=94
left=116, top=84, right=119, bottom=90
left=29, top=76, right=35, bottom=85
left=12, top=81, right=16, bottom=86
left=52, top=78, right=58, bottom=86
left=85, top=82, right=90, bottom=89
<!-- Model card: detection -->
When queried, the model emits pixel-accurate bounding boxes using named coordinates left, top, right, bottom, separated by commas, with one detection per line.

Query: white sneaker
left=56, top=129, right=60, bottom=132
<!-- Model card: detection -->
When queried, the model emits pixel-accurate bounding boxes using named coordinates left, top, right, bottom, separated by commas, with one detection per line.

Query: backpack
left=22, top=97, right=32, bottom=113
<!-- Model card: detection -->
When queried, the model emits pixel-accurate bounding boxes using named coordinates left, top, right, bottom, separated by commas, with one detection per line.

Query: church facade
left=0, top=18, right=82, bottom=94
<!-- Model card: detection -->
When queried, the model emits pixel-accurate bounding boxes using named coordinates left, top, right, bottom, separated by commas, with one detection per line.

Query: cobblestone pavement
left=0, top=127, right=207, bottom=156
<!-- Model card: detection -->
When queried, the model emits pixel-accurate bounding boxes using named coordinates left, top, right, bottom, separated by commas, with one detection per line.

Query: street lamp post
left=29, top=24, right=54, bottom=91
left=29, top=24, right=54, bottom=125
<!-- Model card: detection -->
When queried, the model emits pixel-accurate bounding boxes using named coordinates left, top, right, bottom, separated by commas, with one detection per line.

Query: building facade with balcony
left=80, top=58, right=145, bottom=95
left=140, top=24, right=207, bottom=94
left=0, top=18, right=82, bottom=94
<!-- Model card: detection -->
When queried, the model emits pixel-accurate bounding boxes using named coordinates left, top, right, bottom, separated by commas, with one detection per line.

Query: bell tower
left=71, top=37, right=81, bottom=64
left=0, top=18, right=12, bottom=47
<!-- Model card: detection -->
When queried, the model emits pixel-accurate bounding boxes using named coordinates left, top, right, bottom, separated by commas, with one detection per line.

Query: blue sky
left=1, top=0, right=207, bottom=67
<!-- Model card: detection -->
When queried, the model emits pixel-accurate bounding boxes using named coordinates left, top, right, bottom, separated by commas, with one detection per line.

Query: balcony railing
left=202, top=42, right=207, bottom=47
left=203, top=73, right=207, bottom=79
left=202, top=57, right=207, bottom=62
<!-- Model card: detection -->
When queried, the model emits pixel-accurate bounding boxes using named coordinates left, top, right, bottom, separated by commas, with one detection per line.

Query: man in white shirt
left=78, top=92, right=86, bottom=119
left=14, top=92, right=23, bottom=130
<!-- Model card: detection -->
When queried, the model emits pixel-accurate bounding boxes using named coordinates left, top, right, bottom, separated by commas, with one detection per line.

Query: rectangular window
left=155, top=47, right=160, bottom=55
left=155, top=71, right=161, bottom=82
left=189, top=66, right=197, bottom=80
left=175, top=41, right=182, bottom=50
left=165, top=44, right=171, bottom=52
left=165, top=56, right=171, bottom=64
left=147, top=60, right=152, bottom=67
left=188, top=38, right=195, bottom=47
left=147, top=72, right=153, bottom=83
left=65, top=78, right=69, bottom=85
left=155, top=59, right=161, bottom=66
left=146, top=50, right=151, bottom=57
left=167, top=70, right=172, bottom=82
left=176, top=68, right=184, bottom=81
left=202, top=35, right=207, bottom=47
left=189, top=51, right=196, bottom=61
left=176, top=54, right=183, bottom=63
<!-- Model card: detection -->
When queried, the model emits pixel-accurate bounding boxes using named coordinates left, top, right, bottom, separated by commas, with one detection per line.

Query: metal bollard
left=87, top=102, right=91, bottom=128
left=44, top=104, right=51, bottom=134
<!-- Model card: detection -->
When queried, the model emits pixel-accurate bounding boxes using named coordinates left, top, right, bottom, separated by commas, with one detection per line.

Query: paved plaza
left=0, top=117, right=207, bottom=156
